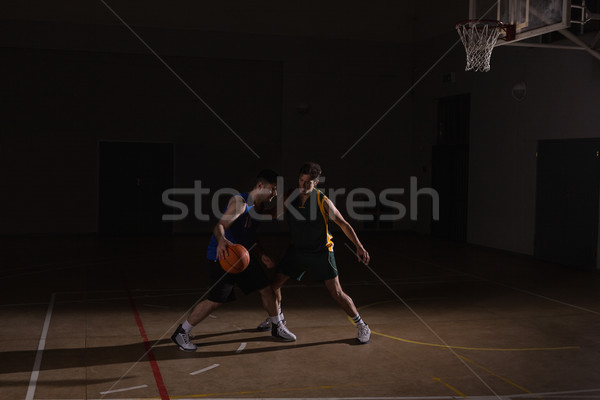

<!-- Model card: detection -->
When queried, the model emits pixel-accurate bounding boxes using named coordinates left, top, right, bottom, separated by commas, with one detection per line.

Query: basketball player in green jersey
left=257, top=162, right=371, bottom=344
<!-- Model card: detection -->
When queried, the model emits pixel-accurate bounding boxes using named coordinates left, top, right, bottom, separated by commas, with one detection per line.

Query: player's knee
left=329, top=288, right=345, bottom=300
left=271, top=274, right=288, bottom=290
left=258, top=286, right=274, bottom=297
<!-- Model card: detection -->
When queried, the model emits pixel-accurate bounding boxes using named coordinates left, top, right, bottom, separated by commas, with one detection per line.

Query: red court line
left=127, top=290, right=170, bottom=400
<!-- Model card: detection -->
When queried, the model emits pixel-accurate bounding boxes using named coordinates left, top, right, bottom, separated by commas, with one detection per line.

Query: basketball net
left=456, top=20, right=502, bottom=72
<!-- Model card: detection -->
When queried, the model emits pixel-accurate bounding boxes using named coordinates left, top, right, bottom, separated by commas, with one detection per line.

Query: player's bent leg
left=324, top=277, right=371, bottom=344
left=172, top=299, right=221, bottom=352
left=271, top=273, right=290, bottom=292
left=257, top=286, right=278, bottom=317
left=188, top=299, right=221, bottom=326
left=257, top=273, right=290, bottom=332
left=324, top=277, right=358, bottom=316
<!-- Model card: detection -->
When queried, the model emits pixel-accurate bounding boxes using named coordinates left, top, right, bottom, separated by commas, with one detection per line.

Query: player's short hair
left=255, top=169, right=279, bottom=186
left=299, top=162, right=322, bottom=180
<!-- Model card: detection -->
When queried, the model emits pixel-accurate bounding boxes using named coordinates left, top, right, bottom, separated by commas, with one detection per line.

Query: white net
left=456, top=21, right=501, bottom=72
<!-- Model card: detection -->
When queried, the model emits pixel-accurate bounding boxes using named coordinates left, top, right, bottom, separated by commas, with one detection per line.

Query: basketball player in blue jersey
left=257, top=162, right=372, bottom=344
left=171, top=170, right=296, bottom=352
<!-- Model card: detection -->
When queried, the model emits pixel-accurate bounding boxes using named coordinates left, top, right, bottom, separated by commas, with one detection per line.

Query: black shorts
left=206, top=257, right=271, bottom=303
left=278, top=247, right=338, bottom=282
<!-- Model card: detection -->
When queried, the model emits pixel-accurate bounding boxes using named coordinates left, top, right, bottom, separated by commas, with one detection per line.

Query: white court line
left=510, top=388, right=600, bottom=397
left=343, top=244, right=502, bottom=400
left=31, top=388, right=600, bottom=400
left=25, top=293, right=56, bottom=400
left=396, top=253, right=600, bottom=317
left=99, top=384, right=148, bottom=395
left=100, top=244, right=257, bottom=398
left=236, top=342, right=247, bottom=353
left=190, top=363, right=220, bottom=375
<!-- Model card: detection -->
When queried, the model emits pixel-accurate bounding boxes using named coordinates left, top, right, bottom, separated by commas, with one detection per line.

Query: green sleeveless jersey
left=286, top=189, right=334, bottom=253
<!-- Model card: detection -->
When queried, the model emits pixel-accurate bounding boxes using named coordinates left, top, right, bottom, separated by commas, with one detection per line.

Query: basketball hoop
left=456, top=20, right=516, bottom=72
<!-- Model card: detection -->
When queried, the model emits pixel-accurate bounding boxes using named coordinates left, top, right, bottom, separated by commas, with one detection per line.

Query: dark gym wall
left=411, top=35, right=600, bottom=255
left=1, top=46, right=283, bottom=234
left=1, top=22, right=416, bottom=235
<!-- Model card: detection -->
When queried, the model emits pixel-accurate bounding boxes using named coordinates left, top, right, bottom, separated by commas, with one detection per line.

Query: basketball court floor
left=3, top=0, right=600, bottom=398
left=1, top=233, right=599, bottom=400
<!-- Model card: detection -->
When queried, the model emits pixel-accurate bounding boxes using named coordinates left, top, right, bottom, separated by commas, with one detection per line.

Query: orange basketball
left=219, top=244, right=250, bottom=274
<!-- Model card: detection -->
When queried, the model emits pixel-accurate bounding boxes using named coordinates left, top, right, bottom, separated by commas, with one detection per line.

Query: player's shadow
left=0, top=329, right=358, bottom=374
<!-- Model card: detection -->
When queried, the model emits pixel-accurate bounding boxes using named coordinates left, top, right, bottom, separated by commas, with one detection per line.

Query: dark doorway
left=99, top=142, right=174, bottom=235
left=534, top=139, right=600, bottom=271
left=431, top=94, right=470, bottom=242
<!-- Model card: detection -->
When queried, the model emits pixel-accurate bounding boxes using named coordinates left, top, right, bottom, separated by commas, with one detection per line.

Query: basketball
left=219, top=244, right=250, bottom=274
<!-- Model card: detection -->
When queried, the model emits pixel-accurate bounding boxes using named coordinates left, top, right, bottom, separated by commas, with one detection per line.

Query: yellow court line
left=432, top=377, right=466, bottom=398
left=385, top=347, right=467, bottom=399
left=167, top=382, right=386, bottom=399
left=371, top=305, right=538, bottom=399
left=350, top=301, right=580, bottom=352
left=371, top=330, right=579, bottom=351
left=457, top=354, right=537, bottom=397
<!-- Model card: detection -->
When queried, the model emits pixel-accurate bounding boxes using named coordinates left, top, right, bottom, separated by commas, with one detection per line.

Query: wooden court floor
left=1, top=233, right=599, bottom=400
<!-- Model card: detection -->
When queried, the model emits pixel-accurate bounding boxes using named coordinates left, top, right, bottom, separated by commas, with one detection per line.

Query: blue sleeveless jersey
left=206, top=193, right=258, bottom=261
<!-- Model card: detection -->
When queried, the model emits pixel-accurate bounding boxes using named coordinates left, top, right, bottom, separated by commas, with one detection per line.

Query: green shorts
left=278, top=247, right=338, bottom=281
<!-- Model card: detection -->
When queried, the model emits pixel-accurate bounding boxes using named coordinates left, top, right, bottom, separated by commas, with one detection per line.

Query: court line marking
left=124, top=288, right=170, bottom=400
left=457, top=355, right=532, bottom=396
left=99, top=384, right=148, bottom=395
left=432, top=377, right=466, bottom=398
left=97, top=0, right=260, bottom=159
left=169, top=382, right=393, bottom=398
left=25, top=292, right=56, bottom=400
left=190, top=364, right=220, bottom=375
left=344, top=244, right=502, bottom=400
left=101, top=244, right=258, bottom=398
left=372, top=330, right=578, bottom=352
left=236, top=342, right=247, bottom=353
left=395, top=253, right=600, bottom=317
left=352, top=301, right=579, bottom=352
left=31, top=389, right=600, bottom=399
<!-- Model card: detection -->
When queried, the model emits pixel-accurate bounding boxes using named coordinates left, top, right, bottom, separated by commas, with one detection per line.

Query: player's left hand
left=261, top=254, right=276, bottom=269
left=357, top=246, right=370, bottom=265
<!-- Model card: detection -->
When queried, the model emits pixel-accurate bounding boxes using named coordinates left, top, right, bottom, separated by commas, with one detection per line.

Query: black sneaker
left=171, top=324, right=197, bottom=352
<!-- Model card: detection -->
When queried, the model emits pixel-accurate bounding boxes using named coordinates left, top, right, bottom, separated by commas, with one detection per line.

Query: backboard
left=469, top=0, right=571, bottom=44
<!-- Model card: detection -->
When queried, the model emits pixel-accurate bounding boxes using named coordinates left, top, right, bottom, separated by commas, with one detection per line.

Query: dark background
left=2, top=1, right=599, bottom=269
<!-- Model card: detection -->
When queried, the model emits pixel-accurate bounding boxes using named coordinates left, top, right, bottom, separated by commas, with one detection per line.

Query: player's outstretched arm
left=214, top=196, right=246, bottom=260
left=325, top=198, right=370, bottom=265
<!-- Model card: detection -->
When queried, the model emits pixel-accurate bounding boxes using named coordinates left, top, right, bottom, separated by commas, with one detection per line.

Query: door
left=431, top=94, right=470, bottom=241
left=99, top=142, right=174, bottom=235
left=534, top=140, right=600, bottom=270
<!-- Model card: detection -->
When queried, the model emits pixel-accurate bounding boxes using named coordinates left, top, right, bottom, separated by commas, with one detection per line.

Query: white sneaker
left=271, top=321, right=296, bottom=341
left=357, top=323, right=371, bottom=344
left=257, top=313, right=285, bottom=331
left=171, top=324, right=197, bottom=352
left=256, top=319, right=271, bottom=331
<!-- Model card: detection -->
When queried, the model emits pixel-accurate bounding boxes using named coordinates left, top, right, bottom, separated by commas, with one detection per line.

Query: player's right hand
left=216, top=239, right=234, bottom=260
